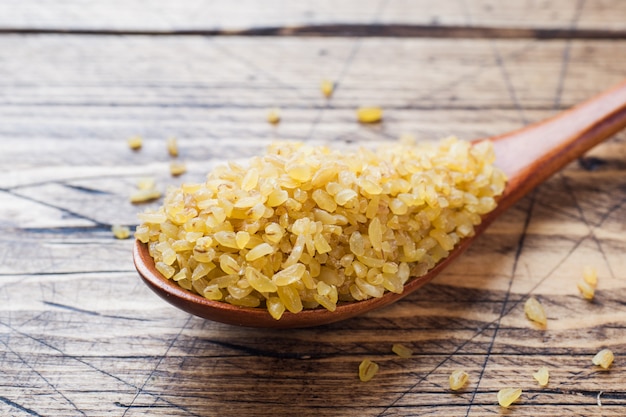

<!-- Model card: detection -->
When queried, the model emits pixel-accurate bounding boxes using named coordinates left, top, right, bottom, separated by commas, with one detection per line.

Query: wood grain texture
left=1, top=1, right=625, bottom=416
left=1, top=0, right=626, bottom=33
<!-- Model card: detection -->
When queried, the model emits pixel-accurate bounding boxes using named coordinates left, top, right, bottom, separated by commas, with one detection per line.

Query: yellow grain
left=583, top=265, right=598, bottom=287
left=449, top=370, right=469, bottom=391
left=267, top=108, right=281, bottom=124
left=391, top=343, right=413, bottom=358
left=357, top=107, right=383, bottom=123
left=321, top=79, right=334, bottom=98
left=130, top=188, right=162, bottom=204
left=592, top=349, right=614, bottom=369
left=533, top=367, right=549, bottom=386
left=170, top=161, right=187, bottom=176
left=358, top=359, right=379, bottom=382
left=577, top=281, right=595, bottom=300
left=167, top=137, right=179, bottom=157
left=127, top=135, right=143, bottom=150
left=524, top=296, right=547, bottom=326
left=111, top=225, right=131, bottom=239
left=497, top=388, right=522, bottom=408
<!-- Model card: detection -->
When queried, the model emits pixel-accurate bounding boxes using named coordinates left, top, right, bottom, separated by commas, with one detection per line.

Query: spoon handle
left=488, top=79, right=626, bottom=215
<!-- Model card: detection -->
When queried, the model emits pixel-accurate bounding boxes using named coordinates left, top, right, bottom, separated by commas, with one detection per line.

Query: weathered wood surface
left=1, top=1, right=626, bottom=416
left=2, top=0, right=626, bottom=32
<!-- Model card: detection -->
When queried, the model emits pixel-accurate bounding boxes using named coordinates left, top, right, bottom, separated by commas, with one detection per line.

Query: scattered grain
left=533, top=366, right=549, bottom=386
left=130, top=188, right=162, bottom=204
left=359, top=359, right=379, bottom=382
left=321, top=79, right=334, bottom=98
left=112, top=225, right=131, bottom=239
left=583, top=265, right=598, bottom=287
left=267, top=108, right=281, bottom=124
left=592, top=349, right=614, bottom=369
left=167, top=137, right=179, bottom=157
left=497, top=388, right=522, bottom=408
left=127, top=135, right=143, bottom=150
left=449, top=370, right=469, bottom=391
left=357, top=107, right=383, bottom=123
left=578, top=281, right=595, bottom=300
left=391, top=343, right=413, bottom=358
left=524, top=296, right=547, bottom=326
left=170, top=161, right=187, bottom=176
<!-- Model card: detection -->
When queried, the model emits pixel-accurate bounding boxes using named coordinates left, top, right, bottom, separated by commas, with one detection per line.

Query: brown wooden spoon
left=134, top=80, right=626, bottom=328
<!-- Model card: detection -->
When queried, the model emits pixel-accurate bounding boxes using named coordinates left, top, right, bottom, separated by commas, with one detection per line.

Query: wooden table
left=1, top=1, right=625, bottom=415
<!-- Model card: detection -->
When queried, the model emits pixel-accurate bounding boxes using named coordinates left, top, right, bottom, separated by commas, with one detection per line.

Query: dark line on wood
left=13, top=225, right=122, bottom=234
left=62, top=183, right=113, bottom=195
left=41, top=301, right=150, bottom=322
left=0, top=339, right=87, bottom=416
left=0, top=320, right=193, bottom=413
left=0, top=270, right=134, bottom=277
left=560, top=173, right=618, bottom=281
left=465, top=194, right=537, bottom=416
left=0, top=396, right=43, bottom=417
left=0, top=24, right=626, bottom=39
left=121, top=316, right=198, bottom=417
left=0, top=188, right=106, bottom=228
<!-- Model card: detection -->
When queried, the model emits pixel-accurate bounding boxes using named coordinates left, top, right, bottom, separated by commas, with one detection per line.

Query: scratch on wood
left=1, top=24, right=626, bottom=40
left=120, top=316, right=198, bottom=417
left=63, top=183, right=112, bottom=195
left=42, top=301, right=151, bottom=322
left=0, top=339, right=86, bottom=416
left=0, top=395, right=43, bottom=417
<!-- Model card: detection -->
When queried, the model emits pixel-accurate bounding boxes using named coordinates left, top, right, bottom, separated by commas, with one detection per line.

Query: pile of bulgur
left=135, top=137, right=506, bottom=320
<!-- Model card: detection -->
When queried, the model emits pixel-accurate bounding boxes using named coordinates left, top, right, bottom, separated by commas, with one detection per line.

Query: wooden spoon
left=134, top=80, right=626, bottom=328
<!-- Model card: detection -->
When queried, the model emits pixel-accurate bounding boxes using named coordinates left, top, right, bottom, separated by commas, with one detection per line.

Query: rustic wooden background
left=1, top=1, right=625, bottom=416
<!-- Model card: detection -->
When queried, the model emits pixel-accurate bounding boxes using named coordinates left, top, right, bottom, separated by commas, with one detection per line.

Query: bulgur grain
left=127, top=135, right=143, bottom=150
left=112, top=225, right=131, bottom=239
left=167, top=137, right=179, bottom=157
left=391, top=343, right=413, bottom=358
left=267, top=108, right=281, bottom=124
left=592, top=349, right=614, bottom=369
left=357, top=107, right=383, bottom=123
left=583, top=265, right=598, bottom=287
left=533, top=366, right=549, bottom=386
left=524, top=296, right=547, bottom=326
left=170, top=161, right=187, bottom=176
left=497, top=388, right=522, bottom=408
left=321, top=80, right=334, bottom=98
left=359, top=359, right=379, bottom=382
left=130, top=188, right=162, bottom=204
left=136, top=138, right=506, bottom=318
left=578, top=281, right=595, bottom=300
left=449, top=370, right=469, bottom=391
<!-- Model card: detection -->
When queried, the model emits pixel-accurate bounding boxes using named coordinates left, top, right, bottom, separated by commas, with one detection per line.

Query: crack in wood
left=0, top=395, right=43, bottom=417
left=1, top=24, right=626, bottom=40
left=41, top=301, right=151, bottom=322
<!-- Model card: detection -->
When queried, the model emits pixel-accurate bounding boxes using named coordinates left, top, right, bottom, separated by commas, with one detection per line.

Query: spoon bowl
left=134, top=80, right=626, bottom=328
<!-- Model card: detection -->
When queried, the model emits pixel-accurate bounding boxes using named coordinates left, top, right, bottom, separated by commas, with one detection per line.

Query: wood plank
left=1, top=18, right=625, bottom=417
left=0, top=0, right=625, bottom=32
